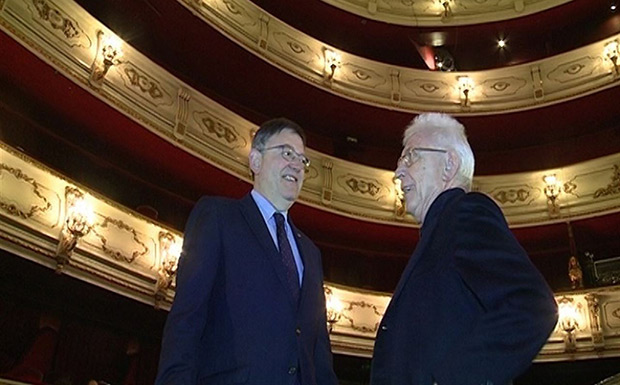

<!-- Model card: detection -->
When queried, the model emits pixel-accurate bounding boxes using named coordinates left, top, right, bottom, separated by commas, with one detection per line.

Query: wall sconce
left=155, top=231, right=182, bottom=305
left=324, top=286, right=344, bottom=333
left=557, top=296, right=584, bottom=352
left=604, top=40, right=619, bottom=75
left=55, top=187, right=95, bottom=272
left=543, top=174, right=562, bottom=216
left=324, top=49, right=341, bottom=81
left=457, top=76, right=473, bottom=108
left=89, top=30, right=123, bottom=88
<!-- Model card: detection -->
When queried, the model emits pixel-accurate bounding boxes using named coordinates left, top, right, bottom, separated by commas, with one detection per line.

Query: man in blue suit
left=370, top=113, right=558, bottom=385
left=155, top=118, right=338, bottom=385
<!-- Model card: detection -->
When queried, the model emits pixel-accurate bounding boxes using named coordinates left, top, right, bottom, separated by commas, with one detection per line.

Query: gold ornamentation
left=492, top=188, right=530, bottom=204
left=321, top=159, right=334, bottom=205
left=585, top=294, right=604, bottom=346
left=29, top=0, right=90, bottom=47
left=121, top=64, right=172, bottom=104
left=343, top=64, right=385, bottom=87
left=174, top=88, right=191, bottom=140
left=481, top=76, right=527, bottom=97
left=56, top=187, right=95, bottom=271
left=594, top=164, right=620, bottom=198
left=221, top=0, right=256, bottom=27
left=340, top=300, right=383, bottom=333
left=548, top=57, right=598, bottom=83
left=344, top=177, right=381, bottom=197
left=155, top=231, right=181, bottom=305
left=0, top=163, right=52, bottom=219
left=273, top=32, right=319, bottom=64
left=405, top=79, right=450, bottom=98
left=194, top=111, right=248, bottom=149
left=563, top=179, right=577, bottom=195
left=91, top=217, right=149, bottom=263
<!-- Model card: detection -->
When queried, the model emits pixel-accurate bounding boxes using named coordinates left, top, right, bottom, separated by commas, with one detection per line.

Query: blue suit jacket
left=155, top=194, right=338, bottom=385
left=370, top=189, right=558, bottom=385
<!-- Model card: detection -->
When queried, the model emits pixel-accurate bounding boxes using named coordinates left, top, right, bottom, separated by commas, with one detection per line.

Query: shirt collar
left=251, top=189, right=288, bottom=223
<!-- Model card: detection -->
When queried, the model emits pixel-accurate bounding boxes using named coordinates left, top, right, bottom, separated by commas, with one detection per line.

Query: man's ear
left=442, top=151, right=460, bottom=183
left=249, top=149, right=262, bottom=174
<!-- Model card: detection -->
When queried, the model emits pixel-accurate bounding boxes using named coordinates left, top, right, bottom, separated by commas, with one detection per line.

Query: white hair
left=403, top=113, right=475, bottom=190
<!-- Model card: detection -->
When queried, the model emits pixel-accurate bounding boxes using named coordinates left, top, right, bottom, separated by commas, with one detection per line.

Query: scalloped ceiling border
left=1, top=0, right=619, bottom=228
left=177, top=0, right=620, bottom=116
left=319, top=0, right=571, bottom=27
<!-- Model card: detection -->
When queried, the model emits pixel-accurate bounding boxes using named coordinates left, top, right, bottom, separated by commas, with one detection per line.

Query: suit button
left=288, top=366, right=297, bottom=375
left=381, top=324, right=388, bottom=331
left=295, top=327, right=301, bottom=336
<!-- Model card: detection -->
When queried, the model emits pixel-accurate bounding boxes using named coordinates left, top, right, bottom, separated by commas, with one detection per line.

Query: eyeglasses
left=261, top=144, right=311, bottom=168
left=397, top=147, right=447, bottom=168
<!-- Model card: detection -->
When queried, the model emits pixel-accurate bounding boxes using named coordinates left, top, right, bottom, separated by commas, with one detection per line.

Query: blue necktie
left=274, top=213, right=300, bottom=302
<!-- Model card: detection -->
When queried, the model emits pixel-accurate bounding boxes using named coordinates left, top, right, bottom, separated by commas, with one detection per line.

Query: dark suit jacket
left=155, top=194, right=338, bottom=385
left=370, top=188, right=558, bottom=385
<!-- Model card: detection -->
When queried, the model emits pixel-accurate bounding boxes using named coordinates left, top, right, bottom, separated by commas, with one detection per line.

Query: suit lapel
left=389, top=190, right=463, bottom=307
left=239, top=194, right=299, bottom=308
left=389, top=230, right=433, bottom=306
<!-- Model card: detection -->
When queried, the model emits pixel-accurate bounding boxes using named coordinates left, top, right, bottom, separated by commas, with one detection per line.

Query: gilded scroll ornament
left=492, top=188, right=530, bottom=204
left=121, top=64, right=172, bottom=104
left=194, top=111, right=247, bottom=149
left=91, top=217, right=149, bottom=264
left=0, top=163, right=52, bottom=219
left=594, top=164, right=620, bottom=198
left=343, top=176, right=382, bottom=197
left=340, top=300, right=383, bottom=334
left=29, top=0, right=90, bottom=47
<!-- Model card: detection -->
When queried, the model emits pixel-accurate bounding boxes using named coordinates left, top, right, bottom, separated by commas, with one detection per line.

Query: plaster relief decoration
left=119, top=62, right=173, bottom=106
left=0, top=163, right=58, bottom=226
left=193, top=110, right=248, bottom=150
left=490, top=186, right=535, bottom=205
left=27, top=0, right=90, bottom=48
left=320, top=0, right=571, bottom=26
left=340, top=300, right=384, bottom=334
left=338, top=174, right=387, bottom=201
left=547, top=56, right=601, bottom=84
left=214, top=0, right=259, bottom=31
left=604, top=299, right=620, bottom=329
left=273, top=32, right=321, bottom=65
left=480, top=76, right=528, bottom=97
left=404, top=78, right=450, bottom=99
left=341, top=63, right=387, bottom=89
left=89, top=217, right=151, bottom=265
left=594, top=164, right=620, bottom=199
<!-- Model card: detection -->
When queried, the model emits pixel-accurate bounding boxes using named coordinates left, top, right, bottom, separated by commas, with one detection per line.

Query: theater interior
left=1, top=0, right=619, bottom=383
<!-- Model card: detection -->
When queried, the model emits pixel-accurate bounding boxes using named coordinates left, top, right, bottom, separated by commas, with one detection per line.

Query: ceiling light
left=498, top=39, right=506, bottom=48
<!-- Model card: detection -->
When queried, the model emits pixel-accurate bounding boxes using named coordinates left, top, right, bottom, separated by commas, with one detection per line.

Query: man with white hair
left=370, top=113, right=558, bottom=385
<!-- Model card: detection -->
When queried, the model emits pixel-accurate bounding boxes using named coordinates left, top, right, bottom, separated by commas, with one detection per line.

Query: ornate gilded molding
left=175, top=0, right=619, bottom=115
left=319, top=0, right=570, bottom=26
left=1, top=0, right=618, bottom=228
left=2, top=143, right=620, bottom=361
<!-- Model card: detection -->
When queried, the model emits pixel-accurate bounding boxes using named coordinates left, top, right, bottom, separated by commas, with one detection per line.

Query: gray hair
left=403, top=113, right=475, bottom=190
